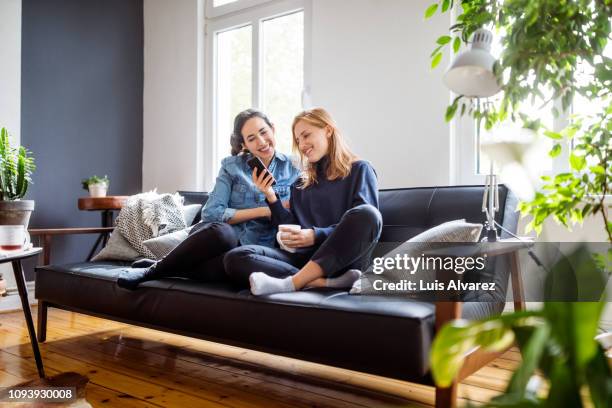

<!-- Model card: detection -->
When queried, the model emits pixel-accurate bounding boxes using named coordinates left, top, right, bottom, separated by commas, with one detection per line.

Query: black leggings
left=223, top=204, right=382, bottom=287
left=152, top=222, right=238, bottom=282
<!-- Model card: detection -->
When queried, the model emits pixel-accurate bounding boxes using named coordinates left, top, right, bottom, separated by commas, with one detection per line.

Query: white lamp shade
left=443, top=29, right=501, bottom=98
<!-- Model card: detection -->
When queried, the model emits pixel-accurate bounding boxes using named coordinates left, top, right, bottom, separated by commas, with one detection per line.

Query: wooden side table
left=1, top=247, right=45, bottom=377
left=78, top=196, right=128, bottom=260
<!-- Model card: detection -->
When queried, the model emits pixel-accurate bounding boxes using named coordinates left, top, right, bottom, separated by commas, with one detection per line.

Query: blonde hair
left=292, top=108, right=357, bottom=188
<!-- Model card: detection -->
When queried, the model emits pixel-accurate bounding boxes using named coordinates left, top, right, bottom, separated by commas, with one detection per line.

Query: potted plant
left=82, top=175, right=109, bottom=197
left=0, top=127, right=36, bottom=228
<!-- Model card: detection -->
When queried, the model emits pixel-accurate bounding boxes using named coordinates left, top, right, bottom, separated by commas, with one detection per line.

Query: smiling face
left=293, top=120, right=331, bottom=163
left=241, top=117, right=276, bottom=164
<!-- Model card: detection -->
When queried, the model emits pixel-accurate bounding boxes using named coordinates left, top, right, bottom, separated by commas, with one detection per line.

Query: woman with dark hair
left=117, top=109, right=300, bottom=289
left=224, top=108, right=382, bottom=295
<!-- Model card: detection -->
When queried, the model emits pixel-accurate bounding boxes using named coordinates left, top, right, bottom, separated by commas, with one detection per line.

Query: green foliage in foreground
left=425, top=0, right=612, bottom=241
left=430, top=246, right=612, bottom=407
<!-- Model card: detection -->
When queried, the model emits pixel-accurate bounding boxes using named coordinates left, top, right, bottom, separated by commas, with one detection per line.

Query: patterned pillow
left=116, top=192, right=186, bottom=259
left=350, top=219, right=483, bottom=295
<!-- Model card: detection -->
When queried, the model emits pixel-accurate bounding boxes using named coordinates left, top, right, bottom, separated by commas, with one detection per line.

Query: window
left=453, top=36, right=609, bottom=184
left=205, top=0, right=308, bottom=188
left=207, top=0, right=276, bottom=19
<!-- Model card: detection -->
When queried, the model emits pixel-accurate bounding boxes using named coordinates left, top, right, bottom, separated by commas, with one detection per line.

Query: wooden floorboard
left=0, top=308, right=520, bottom=407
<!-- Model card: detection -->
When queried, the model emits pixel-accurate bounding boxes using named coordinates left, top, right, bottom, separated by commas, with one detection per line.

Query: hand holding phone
left=247, top=156, right=276, bottom=186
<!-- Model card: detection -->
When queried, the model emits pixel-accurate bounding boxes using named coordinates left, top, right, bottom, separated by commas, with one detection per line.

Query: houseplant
left=430, top=246, right=611, bottom=407
left=81, top=175, right=109, bottom=197
left=0, top=127, right=36, bottom=228
left=424, top=0, right=612, bottom=405
left=427, top=0, right=611, bottom=242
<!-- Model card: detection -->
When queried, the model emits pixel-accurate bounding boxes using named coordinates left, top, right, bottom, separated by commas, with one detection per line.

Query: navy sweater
left=267, top=158, right=379, bottom=245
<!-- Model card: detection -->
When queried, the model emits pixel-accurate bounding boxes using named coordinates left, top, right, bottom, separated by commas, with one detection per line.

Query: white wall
left=142, top=0, right=451, bottom=191
left=309, top=0, right=450, bottom=188
left=0, top=0, right=21, bottom=291
left=0, top=0, right=22, bottom=145
left=142, top=0, right=204, bottom=193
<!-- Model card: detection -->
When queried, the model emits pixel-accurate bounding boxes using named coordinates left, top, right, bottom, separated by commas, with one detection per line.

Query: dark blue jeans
left=223, top=204, right=382, bottom=287
left=153, top=221, right=238, bottom=282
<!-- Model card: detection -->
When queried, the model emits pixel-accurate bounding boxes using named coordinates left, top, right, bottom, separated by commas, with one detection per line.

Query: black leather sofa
left=34, top=185, right=519, bottom=408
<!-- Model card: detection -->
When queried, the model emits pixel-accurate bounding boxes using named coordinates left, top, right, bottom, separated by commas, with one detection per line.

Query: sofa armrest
left=29, top=227, right=115, bottom=265
left=29, top=227, right=115, bottom=236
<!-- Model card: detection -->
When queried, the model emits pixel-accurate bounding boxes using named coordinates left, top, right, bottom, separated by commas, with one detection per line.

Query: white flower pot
left=88, top=183, right=108, bottom=197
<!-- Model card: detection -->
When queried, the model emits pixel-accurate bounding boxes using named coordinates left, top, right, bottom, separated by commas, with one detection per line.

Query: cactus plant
left=0, top=127, right=36, bottom=201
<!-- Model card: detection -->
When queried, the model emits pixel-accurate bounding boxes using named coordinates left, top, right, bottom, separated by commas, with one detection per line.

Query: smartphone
left=247, top=156, right=276, bottom=186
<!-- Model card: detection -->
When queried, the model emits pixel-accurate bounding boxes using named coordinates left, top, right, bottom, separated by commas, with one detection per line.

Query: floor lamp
left=443, top=29, right=502, bottom=241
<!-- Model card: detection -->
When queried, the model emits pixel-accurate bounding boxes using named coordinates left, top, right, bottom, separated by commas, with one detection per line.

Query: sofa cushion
left=36, top=261, right=439, bottom=381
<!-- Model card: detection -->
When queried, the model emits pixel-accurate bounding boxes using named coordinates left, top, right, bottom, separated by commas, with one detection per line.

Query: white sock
left=326, top=269, right=362, bottom=289
left=249, top=272, right=296, bottom=296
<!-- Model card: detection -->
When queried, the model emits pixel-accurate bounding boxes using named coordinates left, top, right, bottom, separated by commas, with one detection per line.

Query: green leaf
left=569, top=153, right=586, bottom=171
left=430, top=319, right=515, bottom=387
left=453, top=36, right=461, bottom=53
left=505, top=324, right=549, bottom=396
left=445, top=103, right=458, bottom=122
left=544, top=130, right=563, bottom=140
left=430, top=322, right=474, bottom=387
left=585, top=348, right=612, bottom=408
left=436, top=35, right=451, bottom=45
left=549, top=144, right=562, bottom=158
left=431, top=52, right=443, bottom=69
left=424, top=3, right=438, bottom=19
left=441, top=0, right=450, bottom=12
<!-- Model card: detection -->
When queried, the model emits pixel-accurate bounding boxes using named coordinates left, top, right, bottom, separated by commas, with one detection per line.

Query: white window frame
left=203, top=0, right=311, bottom=190
left=206, top=0, right=276, bottom=19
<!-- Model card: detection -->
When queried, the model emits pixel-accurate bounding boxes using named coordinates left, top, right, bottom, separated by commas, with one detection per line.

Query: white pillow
left=92, top=231, right=141, bottom=262
left=182, top=204, right=202, bottom=226
left=142, top=227, right=191, bottom=260
left=350, top=219, right=483, bottom=295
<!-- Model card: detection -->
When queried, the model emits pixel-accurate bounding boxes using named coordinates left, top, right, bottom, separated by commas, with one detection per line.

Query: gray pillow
left=182, top=204, right=202, bottom=226
left=92, top=230, right=141, bottom=262
left=351, top=219, right=483, bottom=295
left=142, top=227, right=191, bottom=260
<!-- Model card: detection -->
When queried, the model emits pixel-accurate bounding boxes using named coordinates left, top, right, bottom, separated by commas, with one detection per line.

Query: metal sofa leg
left=435, top=382, right=457, bottom=408
left=37, top=300, right=48, bottom=343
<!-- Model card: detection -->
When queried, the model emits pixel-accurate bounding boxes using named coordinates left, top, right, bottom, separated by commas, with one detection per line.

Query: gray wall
left=21, top=0, right=143, bottom=278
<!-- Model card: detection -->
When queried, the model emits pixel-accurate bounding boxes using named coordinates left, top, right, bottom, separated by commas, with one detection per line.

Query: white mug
left=0, top=225, right=31, bottom=251
left=277, top=224, right=301, bottom=253
left=278, top=224, right=301, bottom=233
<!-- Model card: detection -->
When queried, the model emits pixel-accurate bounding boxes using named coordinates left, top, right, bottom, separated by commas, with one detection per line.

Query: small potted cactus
left=82, top=175, right=109, bottom=197
left=0, top=127, right=36, bottom=228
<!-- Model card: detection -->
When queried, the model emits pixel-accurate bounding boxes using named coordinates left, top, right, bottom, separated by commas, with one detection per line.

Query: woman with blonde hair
left=224, top=108, right=382, bottom=295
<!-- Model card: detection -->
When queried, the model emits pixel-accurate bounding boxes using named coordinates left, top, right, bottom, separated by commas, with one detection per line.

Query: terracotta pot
left=0, top=200, right=35, bottom=229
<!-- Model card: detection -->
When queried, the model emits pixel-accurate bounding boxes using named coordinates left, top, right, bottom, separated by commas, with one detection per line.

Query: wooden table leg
left=510, top=252, right=525, bottom=312
left=11, top=260, right=45, bottom=378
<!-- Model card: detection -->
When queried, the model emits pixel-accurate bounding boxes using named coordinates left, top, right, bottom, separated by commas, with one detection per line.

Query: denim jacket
left=202, top=152, right=300, bottom=247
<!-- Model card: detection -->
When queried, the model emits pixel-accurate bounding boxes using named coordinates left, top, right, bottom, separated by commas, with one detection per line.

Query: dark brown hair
left=230, top=109, right=274, bottom=156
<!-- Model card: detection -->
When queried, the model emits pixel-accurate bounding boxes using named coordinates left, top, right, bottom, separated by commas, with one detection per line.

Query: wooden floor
left=0, top=307, right=520, bottom=407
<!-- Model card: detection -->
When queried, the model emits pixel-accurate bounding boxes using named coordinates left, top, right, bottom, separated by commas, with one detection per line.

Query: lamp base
left=482, top=227, right=498, bottom=242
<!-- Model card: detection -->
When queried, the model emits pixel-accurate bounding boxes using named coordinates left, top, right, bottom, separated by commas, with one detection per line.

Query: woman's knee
left=345, top=204, right=383, bottom=232
left=192, top=222, right=238, bottom=251
left=223, top=246, right=258, bottom=284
